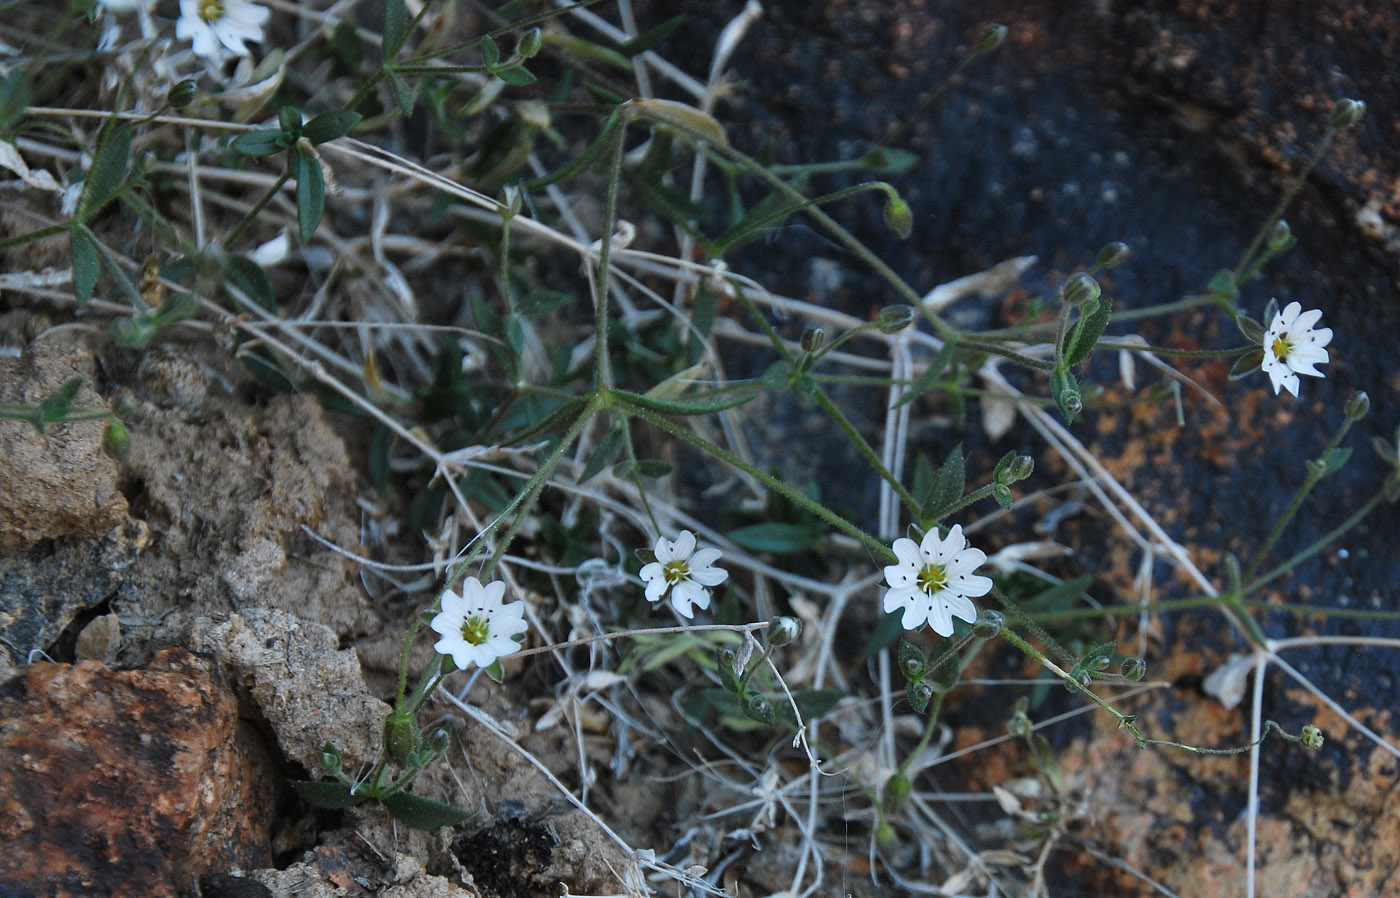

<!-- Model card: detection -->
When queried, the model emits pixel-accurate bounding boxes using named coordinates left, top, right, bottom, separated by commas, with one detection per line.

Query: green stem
left=1245, top=489, right=1384, bottom=596
left=1232, top=125, right=1338, bottom=283
left=592, top=117, right=626, bottom=391
left=998, top=626, right=1145, bottom=745
left=622, top=399, right=892, bottom=560
left=223, top=168, right=290, bottom=249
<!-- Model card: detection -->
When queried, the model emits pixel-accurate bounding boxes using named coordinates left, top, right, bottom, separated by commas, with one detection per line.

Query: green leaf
left=387, top=69, right=414, bottom=116
left=302, top=109, right=362, bottom=145
left=921, top=443, right=965, bottom=522
left=579, top=424, right=624, bottom=484
left=484, top=659, right=505, bottom=683
left=493, top=65, right=537, bottom=87
left=225, top=254, right=277, bottom=312
left=906, top=680, right=931, bottom=714
left=726, top=522, right=818, bottom=554
left=69, top=225, right=99, bottom=305
left=716, top=649, right=740, bottom=694
left=856, top=146, right=920, bottom=175
left=292, top=147, right=325, bottom=242
left=864, top=609, right=905, bottom=659
left=380, top=791, right=474, bottom=830
left=230, top=129, right=284, bottom=158
left=709, top=176, right=808, bottom=256
left=702, top=687, right=744, bottom=717
left=516, top=289, right=572, bottom=315
left=897, top=639, right=925, bottom=682
left=1020, top=575, right=1095, bottom=613
left=289, top=779, right=372, bottom=809
left=383, top=0, right=409, bottom=58
left=1319, top=446, right=1352, bottom=477
left=613, top=14, right=686, bottom=57
left=1050, top=366, right=1080, bottom=423
left=369, top=424, right=393, bottom=492
left=1064, top=299, right=1112, bottom=366
left=36, top=376, right=85, bottom=430
left=894, top=340, right=956, bottom=408
left=482, top=34, right=501, bottom=67
left=612, top=387, right=754, bottom=416
left=788, top=689, right=843, bottom=721
left=1207, top=269, right=1238, bottom=301
left=78, top=120, right=131, bottom=220
left=616, top=459, right=673, bottom=479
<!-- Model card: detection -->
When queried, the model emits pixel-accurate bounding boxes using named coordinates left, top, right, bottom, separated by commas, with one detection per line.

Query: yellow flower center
left=916, top=562, right=948, bottom=595
left=199, top=0, right=224, bottom=23
left=663, top=560, right=690, bottom=585
left=1271, top=335, right=1292, bottom=363
left=459, top=615, right=490, bottom=646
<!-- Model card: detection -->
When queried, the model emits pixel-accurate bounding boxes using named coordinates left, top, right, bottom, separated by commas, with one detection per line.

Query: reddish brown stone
left=0, top=649, right=274, bottom=898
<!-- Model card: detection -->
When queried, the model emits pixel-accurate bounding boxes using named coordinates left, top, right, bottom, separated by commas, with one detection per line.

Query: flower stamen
left=459, top=615, right=489, bottom=646
left=916, top=562, right=948, bottom=595
left=663, top=560, right=690, bottom=585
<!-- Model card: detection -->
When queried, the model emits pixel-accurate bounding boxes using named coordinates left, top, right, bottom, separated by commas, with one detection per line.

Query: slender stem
left=1245, top=490, right=1385, bottom=595
left=1232, top=125, right=1338, bottom=283
left=223, top=168, right=290, bottom=248
left=0, top=222, right=68, bottom=253
left=622, top=400, right=893, bottom=560
left=591, top=118, right=626, bottom=391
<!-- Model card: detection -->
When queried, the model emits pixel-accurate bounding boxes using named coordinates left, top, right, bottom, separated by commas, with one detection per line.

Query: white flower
left=176, top=0, right=269, bottom=61
left=883, top=524, right=992, bottom=636
left=1261, top=300, right=1332, bottom=397
left=640, top=530, right=728, bottom=619
left=429, top=577, right=529, bottom=670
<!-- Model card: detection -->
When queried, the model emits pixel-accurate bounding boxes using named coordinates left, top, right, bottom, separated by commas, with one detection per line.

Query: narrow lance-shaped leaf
left=301, top=109, right=362, bottom=145
left=291, top=147, right=326, bottom=243
left=78, top=120, right=131, bottom=221
left=383, top=0, right=409, bottom=58
left=380, top=791, right=473, bottom=830
left=69, top=224, right=99, bottom=305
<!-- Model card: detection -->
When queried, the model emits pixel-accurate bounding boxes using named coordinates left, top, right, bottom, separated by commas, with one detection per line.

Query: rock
left=0, top=649, right=274, bottom=898
left=190, top=608, right=392, bottom=771
left=0, top=338, right=127, bottom=551
left=0, top=516, right=149, bottom=671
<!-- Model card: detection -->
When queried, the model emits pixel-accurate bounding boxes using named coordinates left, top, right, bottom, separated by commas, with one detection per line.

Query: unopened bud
left=877, top=304, right=915, bottom=334
left=975, top=24, right=1008, bottom=52
left=1007, top=708, right=1033, bottom=739
left=1300, top=724, right=1324, bottom=750
left=1267, top=219, right=1293, bottom=252
left=1345, top=390, right=1370, bottom=421
left=744, top=693, right=772, bottom=718
left=1062, top=273, right=1100, bottom=307
left=1062, top=390, right=1083, bottom=416
left=516, top=27, right=543, bottom=59
left=885, top=773, right=911, bottom=807
left=1119, top=657, right=1146, bottom=681
left=883, top=196, right=912, bottom=239
left=383, top=710, right=418, bottom=766
left=800, top=327, right=825, bottom=354
left=102, top=420, right=130, bottom=459
left=1096, top=241, right=1130, bottom=269
left=909, top=680, right=935, bottom=707
left=167, top=79, right=197, bottom=109
left=876, top=822, right=895, bottom=845
left=767, top=616, right=802, bottom=646
left=971, top=609, right=1004, bottom=638
left=1007, top=455, right=1034, bottom=482
left=1330, top=98, right=1366, bottom=130
left=900, top=654, right=925, bottom=681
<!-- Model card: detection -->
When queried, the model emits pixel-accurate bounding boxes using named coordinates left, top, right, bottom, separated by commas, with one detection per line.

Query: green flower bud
left=1096, top=241, right=1130, bottom=269
left=102, top=420, right=130, bottom=459
left=876, top=304, right=915, bottom=334
left=767, top=616, right=802, bottom=646
left=1345, top=390, right=1370, bottom=421
left=516, top=27, right=543, bottom=59
left=1007, top=708, right=1033, bottom=739
left=885, top=772, right=911, bottom=808
left=876, top=822, right=895, bottom=845
left=167, top=79, right=197, bottom=109
left=1007, top=455, right=1034, bottom=482
left=971, top=609, right=1004, bottom=639
left=744, top=692, right=772, bottom=718
left=909, top=680, right=935, bottom=708
left=1330, top=98, right=1366, bottom=130
left=975, top=24, right=1008, bottom=52
left=883, top=196, right=913, bottom=239
left=900, top=654, right=925, bottom=681
left=1267, top=219, right=1293, bottom=252
left=1300, top=724, right=1324, bottom=750
left=1062, top=273, right=1101, bottom=307
left=800, top=327, right=826, bottom=354
left=1061, top=390, right=1083, bottom=416
left=383, top=709, right=418, bottom=766
left=1089, top=655, right=1111, bottom=671
left=1119, top=657, right=1146, bottom=681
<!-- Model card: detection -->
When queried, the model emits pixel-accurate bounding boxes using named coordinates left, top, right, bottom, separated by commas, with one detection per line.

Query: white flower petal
left=884, top=563, right=915, bottom=588
left=941, top=591, right=979, bottom=625
left=688, top=547, right=723, bottom=569
left=902, top=599, right=931, bottom=632
left=924, top=600, right=954, bottom=637
left=671, top=530, right=697, bottom=560
left=952, top=572, right=993, bottom=598
left=892, top=537, right=922, bottom=568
